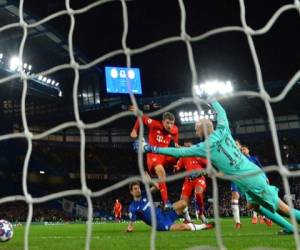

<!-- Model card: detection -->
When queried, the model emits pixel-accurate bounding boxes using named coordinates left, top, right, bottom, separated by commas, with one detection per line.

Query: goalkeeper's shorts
left=237, top=174, right=279, bottom=212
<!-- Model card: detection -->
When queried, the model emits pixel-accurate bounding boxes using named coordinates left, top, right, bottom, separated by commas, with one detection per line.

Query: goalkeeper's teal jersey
left=157, top=101, right=266, bottom=193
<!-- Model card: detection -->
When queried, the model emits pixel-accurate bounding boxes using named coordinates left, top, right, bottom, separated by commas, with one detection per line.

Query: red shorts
left=146, top=153, right=177, bottom=174
left=181, top=177, right=206, bottom=199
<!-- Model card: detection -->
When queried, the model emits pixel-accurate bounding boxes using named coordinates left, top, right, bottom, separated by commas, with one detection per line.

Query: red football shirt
left=133, top=115, right=178, bottom=147
left=114, top=201, right=122, bottom=213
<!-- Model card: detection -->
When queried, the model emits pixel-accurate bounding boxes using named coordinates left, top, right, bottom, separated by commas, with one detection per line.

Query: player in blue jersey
left=135, top=100, right=300, bottom=234
left=126, top=181, right=214, bottom=232
left=241, top=145, right=263, bottom=168
left=241, top=144, right=272, bottom=226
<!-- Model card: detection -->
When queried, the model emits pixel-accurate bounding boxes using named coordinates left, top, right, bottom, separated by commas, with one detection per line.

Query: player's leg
left=252, top=211, right=258, bottom=224
left=147, top=155, right=170, bottom=208
left=251, top=180, right=299, bottom=227
left=247, top=203, right=294, bottom=233
left=231, top=183, right=241, bottom=228
left=194, top=178, right=208, bottom=224
left=195, top=206, right=200, bottom=221
left=169, top=200, right=214, bottom=231
left=277, top=198, right=300, bottom=224
left=154, top=164, right=170, bottom=208
left=245, top=186, right=293, bottom=233
left=170, top=222, right=213, bottom=231
left=180, top=180, right=193, bottom=222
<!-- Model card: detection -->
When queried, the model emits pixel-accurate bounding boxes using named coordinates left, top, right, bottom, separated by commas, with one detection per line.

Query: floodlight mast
left=6, top=55, right=62, bottom=94
left=181, top=80, right=233, bottom=124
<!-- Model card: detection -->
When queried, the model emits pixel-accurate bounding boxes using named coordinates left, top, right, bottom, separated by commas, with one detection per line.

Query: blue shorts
left=156, top=210, right=178, bottom=231
left=230, top=182, right=240, bottom=193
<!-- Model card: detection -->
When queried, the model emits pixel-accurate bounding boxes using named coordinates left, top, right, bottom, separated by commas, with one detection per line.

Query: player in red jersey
left=130, top=112, right=179, bottom=209
left=175, top=141, right=208, bottom=223
left=113, top=199, right=122, bottom=222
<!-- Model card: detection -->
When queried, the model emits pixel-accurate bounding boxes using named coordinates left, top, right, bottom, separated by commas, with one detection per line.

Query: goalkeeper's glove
left=133, top=139, right=158, bottom=153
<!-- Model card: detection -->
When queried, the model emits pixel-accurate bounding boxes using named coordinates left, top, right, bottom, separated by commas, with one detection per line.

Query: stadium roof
left=18, top=0, right=300, bottom=95
left=0, top=1, right=298, bottom=129
left=0, top=0, right=100, bottom=101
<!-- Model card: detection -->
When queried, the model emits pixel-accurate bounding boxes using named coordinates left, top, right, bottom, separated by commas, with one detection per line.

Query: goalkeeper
left=135, top=100, right=298, bottom=234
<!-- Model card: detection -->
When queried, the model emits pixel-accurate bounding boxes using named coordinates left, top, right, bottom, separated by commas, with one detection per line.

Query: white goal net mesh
left=0, top=0, right=300, bottom=250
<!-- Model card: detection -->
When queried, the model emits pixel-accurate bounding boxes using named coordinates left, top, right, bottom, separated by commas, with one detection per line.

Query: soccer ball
left=0, top=220, right=13, bottom=242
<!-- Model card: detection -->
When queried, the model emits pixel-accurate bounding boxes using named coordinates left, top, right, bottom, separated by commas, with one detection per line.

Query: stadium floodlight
left=179, top=109, right=215, bottom=124
left=39, top=170, right=45, bottom=174
left=36, top=74, right=61, bottom=89
left=3, top=54, right=60, bottom=91
left=225, top=80, right=233, bottom=92
left=193, top=84, right=201, bottom=95
left=195, top=80, right=233, bottom=97
left=9, top=56, right=22, bottom=71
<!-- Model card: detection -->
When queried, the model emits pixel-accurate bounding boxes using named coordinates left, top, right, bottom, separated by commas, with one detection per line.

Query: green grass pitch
left=1, top=218, right=296, bottom=250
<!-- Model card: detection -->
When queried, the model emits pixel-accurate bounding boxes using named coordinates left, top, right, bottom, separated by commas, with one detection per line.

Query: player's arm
left=126, top=205, right=136, bottom=232
left=126, top=221, right=134, bottom=232
left=211, top=100, right=229, bottom=129
left=134, top=140, right=207, bottom=158
left=130, top=115, right=153, bottom=138
left=157, top=143, right=207, bottom=158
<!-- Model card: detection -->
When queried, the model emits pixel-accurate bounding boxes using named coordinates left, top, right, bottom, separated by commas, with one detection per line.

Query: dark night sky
left=22, top=0, right=300, bottom=96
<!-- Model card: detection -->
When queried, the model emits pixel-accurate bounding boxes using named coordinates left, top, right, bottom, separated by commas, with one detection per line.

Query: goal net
left=0, top=0, right=300, bottom=250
